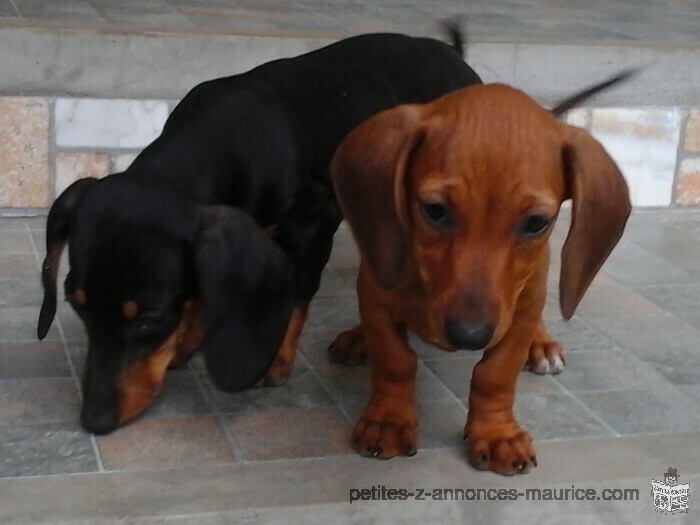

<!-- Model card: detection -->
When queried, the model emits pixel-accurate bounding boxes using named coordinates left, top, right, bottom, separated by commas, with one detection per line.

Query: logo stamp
left=651, top=467, right=690, bottom=514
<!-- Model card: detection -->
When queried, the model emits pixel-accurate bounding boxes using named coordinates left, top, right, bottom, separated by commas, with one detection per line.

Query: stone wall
left=1, top=95, right=699, bottom=212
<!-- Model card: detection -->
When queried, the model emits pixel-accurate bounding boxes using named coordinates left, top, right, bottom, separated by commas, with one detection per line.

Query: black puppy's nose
left=444, top=319, right=494, bottom=350
left=80, top=407, right=119, bottom=435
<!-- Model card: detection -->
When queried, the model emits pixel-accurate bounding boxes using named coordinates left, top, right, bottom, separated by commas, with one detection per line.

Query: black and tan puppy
left=37, top=28, right=482, bottom=434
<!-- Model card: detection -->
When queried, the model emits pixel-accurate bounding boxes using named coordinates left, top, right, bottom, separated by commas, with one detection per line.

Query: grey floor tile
left=14, top=0, right=103, bottom=21
left=575, top=274, right=668, bottom=319
left=141, top=371, right=211, bottom=420
left=198, top=368, right=336, bottom=415
left=667, top=219, right=700, bottom=240
left=222, top=408, right=352, bottom=461
left=311, top=363, right=369, bottom=421
left=0, top=342, right=71, bottom=379
left=0, top=230, right=33, bottom=253
left=333, top=268, right=358, bottom=290
left=306, top=295, right=359, bottom=332
left=0, top=424, right=97, bottom=478
left=0, top=306, right=61, bottom=342
left=553, top=349, right=672, bottom=393
left=298, top=328, right=343, bottom=367
left=315, top=268, right=355, bottom=297
left=424, top=355, right=561, bottom=402
left=577, top=385, right=700, bottom=435
left=679, top=385, right=700, bottom=407
left=601, top=242, right=695, bottom=286
left=0, top=253, right=40, bottom=280
left=633, top=284, right=700, bottom=317
left=624, top=222, right=700, bottom=276
left=21, top=217, right=47, bottom=230
left=96, top=7, right=193, bottom=27
left=543, top=318, right=621, bottom=353
left=679, top=314, right=700, bottom=332
left=0, top=0, right=18, bottom=17
left=0, top=278, right=42, bottom=307
left=313, top=361, right=454, bottom=421
left=587, top=315, right=700, bottom=385
left=417, top=400, right=467, bottom=450
left=56, top=305, right=87, bottom=342
left=97, top=416, right=235, bottom=470
left=514, top=394, right=614, bottom=441
left=0, top=377, right=80, bottom=426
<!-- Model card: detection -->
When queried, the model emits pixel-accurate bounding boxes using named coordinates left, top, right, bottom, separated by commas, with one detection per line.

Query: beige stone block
left=55, top=152, right=110, bottom=197
left=684, top=109, right=700, bottom=153
left=676, top=158, right=700, bottom=206
left=565, top=108, right=589, bottom=129
left=0, top=98, right=49, bottom=207
left=591, top=108, right=681, bottom=206
left=112, top=152, right=139, bottom=173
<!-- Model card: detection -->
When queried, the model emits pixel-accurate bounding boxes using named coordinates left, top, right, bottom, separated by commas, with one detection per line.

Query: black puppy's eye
left=521, top=215, right=551, bottom=237
left=132, top=312, right=164, bottom=335
left=421, top=201, right=451, bottom=228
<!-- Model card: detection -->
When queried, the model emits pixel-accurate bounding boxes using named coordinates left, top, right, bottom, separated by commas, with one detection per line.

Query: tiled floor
left=0, top=0, right=698, bottom=44
left=1, top=209, right=700, bottom=482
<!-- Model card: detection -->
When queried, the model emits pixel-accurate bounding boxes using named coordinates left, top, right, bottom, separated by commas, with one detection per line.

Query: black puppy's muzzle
left=80, top=349, right=120, bottom=435
left=444, top=318, right=494, bottom=350
left=80, top=404, right=119, bottom=435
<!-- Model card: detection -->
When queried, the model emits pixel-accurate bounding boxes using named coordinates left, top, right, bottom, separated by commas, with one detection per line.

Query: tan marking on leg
left=170, top=299, right=206, bottom=368
left=257, top=306, right=308, bottom=388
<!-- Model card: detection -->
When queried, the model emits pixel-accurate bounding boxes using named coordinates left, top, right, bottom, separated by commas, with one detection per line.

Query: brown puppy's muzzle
left=444, top=318, right=494, bottom=350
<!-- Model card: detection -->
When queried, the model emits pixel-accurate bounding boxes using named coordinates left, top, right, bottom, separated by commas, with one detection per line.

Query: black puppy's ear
left=195, top=206, right=294, bottom=391
left=38, top=178, right=98, bottom=340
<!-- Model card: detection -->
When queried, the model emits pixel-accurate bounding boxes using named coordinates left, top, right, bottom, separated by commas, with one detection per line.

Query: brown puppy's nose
left=444, top=319, right=494, bottom=350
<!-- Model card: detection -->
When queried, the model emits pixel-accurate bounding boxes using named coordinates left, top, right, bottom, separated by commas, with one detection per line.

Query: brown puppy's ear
left=332, top=105, right=425, bottom=288
left=559, top=127, right=631, bottom=319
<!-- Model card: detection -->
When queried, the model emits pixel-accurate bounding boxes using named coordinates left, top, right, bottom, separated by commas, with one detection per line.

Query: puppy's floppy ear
left=38, top=177, right=98, bottom=340
left=332, top=105, right=425, bottom=288
left=559, top=126, right=631, bottom=319
left=195, top=206, right=293, bottom=391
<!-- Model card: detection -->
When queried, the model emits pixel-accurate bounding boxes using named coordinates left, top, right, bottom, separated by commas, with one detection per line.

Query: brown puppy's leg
left=257, top=306, right=308, bottom=387
left=351, top=304, right=417, bottom=459
left=525, top=319, right=565, bottom=375
left=328, top=324, right=368, bottom=365
left=464, top=258, right=548, bottom=476
left=464, top=317, right=538, bottom=475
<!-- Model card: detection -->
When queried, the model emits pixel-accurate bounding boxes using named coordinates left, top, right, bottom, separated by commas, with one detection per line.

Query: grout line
left=416, top=360, right=468, bottom=416
left=188, top=365, right=244, bottom=460
left=671, top=107, right=689, bottom=205
left=8, top=0, right=20, bottom=18
left=549, top=375, right=621, bottom=438
left=26, top=222, right=106, bottom=472
left=304, top=359, right=357, bottom=425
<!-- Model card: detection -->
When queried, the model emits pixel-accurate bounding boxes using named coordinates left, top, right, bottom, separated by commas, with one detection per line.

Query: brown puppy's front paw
left=464, top=420, right=537, bottom=475
left=352, top=398, right=417, bottom=459
left=526, top=334, right=565, bottom=375
left=328, top=326, right=367, bottom=365
left=254, top=354, right=293, bottom=388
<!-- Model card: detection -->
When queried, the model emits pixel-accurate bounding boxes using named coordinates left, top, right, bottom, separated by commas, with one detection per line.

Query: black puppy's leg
left=256, top=305, right=308, bottom=387
left=258, top=187, right=341, bottom=387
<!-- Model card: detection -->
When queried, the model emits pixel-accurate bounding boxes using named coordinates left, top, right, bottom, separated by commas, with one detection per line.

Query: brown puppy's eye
left=421, top=202, right=451, bottom=228
left=521, top=215, right=551, bottom=237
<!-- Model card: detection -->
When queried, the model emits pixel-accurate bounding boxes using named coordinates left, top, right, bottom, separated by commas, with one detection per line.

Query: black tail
left=441, top=16, right=466, bottom=58
left=551, top=69, right=638, bottom=117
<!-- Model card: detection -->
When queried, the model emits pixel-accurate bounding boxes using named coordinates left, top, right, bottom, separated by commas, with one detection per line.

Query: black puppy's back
left=134, top=33, right=480, bottom=205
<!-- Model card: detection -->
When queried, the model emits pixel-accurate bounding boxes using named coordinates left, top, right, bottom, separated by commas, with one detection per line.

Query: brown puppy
left=331, top=77, right=631, bottom=475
